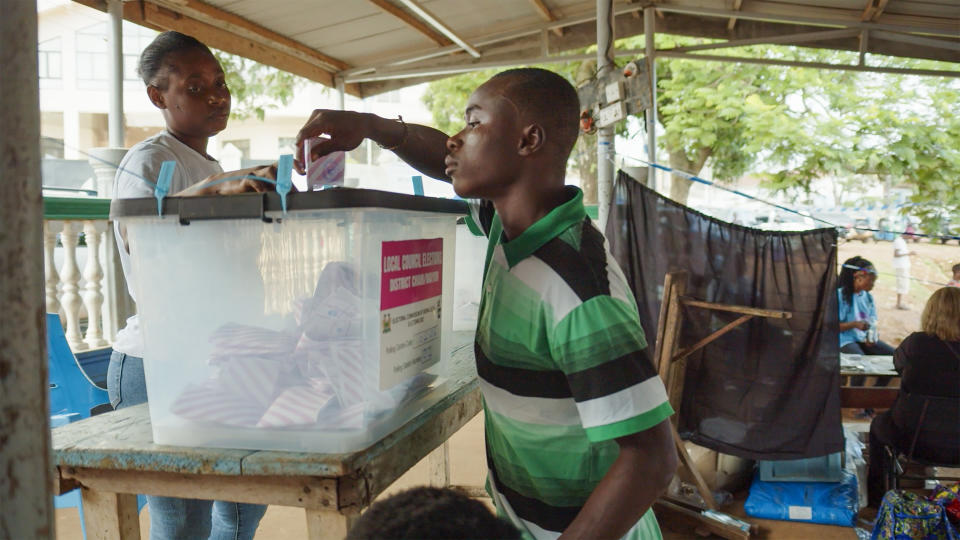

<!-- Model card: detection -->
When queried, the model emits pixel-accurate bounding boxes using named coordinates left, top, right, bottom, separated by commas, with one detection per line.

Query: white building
left=37, top=0, right=452, bottom=196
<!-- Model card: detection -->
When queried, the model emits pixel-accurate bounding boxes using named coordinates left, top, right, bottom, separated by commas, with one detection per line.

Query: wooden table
left=52, top=339, right=480, bottom=539
left=839, top=353, right=897, bottom=378
left=839, top=353, right=900, bottom=410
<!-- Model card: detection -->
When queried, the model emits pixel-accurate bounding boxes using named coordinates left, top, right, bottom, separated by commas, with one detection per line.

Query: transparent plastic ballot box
left=111, top=189, right=468, bottom=453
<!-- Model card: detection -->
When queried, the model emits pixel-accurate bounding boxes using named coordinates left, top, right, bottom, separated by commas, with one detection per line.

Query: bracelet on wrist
left=377, top=115, right=407, bottom=151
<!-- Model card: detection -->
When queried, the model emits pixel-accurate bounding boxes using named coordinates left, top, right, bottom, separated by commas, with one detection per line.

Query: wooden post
left=80, top=490, right=141, bottom=540
left=305, top=508, right=360, bottom=540
left=0, top=2, right=54, bottom=537
left=655, top=271, right=687, bottom=415
left=427, top=441, right=451, bottom=487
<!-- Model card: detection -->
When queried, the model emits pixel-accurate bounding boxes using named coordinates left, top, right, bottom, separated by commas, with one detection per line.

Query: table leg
left=427, top=441, right=451, bottom=487
left=305, top=508, right=360, bottom=540
left=80, top=489, right=141, bottom=540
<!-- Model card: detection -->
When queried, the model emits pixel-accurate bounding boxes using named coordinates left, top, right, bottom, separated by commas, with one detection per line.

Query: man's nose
left=446, top=133, right=462, bottom=152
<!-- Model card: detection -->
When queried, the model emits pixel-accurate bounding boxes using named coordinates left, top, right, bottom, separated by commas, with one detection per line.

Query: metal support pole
left=108, top=0, right=125, bottom=147
left=0, top=1, right=54, bottom=538
left=644, top=7, right=658, bottom=191
left=596, top=0, right=615, bottom=230
left=336, top=76, right=346, bottom=110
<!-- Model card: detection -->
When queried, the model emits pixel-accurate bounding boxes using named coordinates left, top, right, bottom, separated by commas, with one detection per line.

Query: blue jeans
left=108, top=351, right=267, bottom=540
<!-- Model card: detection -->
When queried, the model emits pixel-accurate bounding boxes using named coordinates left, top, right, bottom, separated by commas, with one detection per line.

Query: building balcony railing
left=44, top=196, right=132, bottom=353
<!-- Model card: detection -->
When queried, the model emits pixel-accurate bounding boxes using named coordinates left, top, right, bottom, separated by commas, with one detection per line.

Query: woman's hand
left=177, top=164, right=279, bottom=196
left=854, top=320, right=870, bottom=331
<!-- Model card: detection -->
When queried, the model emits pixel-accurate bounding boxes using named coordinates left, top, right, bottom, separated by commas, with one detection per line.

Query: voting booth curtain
left=605, top=171, right=843, bottom=460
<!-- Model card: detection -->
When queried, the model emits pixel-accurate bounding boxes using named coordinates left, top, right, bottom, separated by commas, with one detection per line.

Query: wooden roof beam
left=150, top=0, right=350, bottom=72
left=527, top=0, right=564, bottom=37
left=368, top=0, right=452, bottom=47
left=396, top=0, right=482, bottom=58
left=727, top=0, right=744, bottom=31
left=72, top=0, right=361, bottom=96
left=861, top=0, right=890, bottom=22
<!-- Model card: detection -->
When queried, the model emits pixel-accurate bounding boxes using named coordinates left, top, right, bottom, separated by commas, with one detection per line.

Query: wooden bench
left=840, top=386, right=899, bottom=410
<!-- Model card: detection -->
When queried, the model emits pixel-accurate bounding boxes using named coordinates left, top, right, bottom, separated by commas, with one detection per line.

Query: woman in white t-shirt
left=109, top=30, right=273, bottom=540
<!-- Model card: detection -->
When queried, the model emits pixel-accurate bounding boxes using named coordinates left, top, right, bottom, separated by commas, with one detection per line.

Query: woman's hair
left=138, top=31, right=213, bottom=88
left=839, top=256, right=874, bottom=305
left=921, top=287, right=960, bottom=342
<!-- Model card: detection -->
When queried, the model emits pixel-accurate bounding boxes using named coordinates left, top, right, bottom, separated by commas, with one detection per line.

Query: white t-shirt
left=112, top=130, right=223, bottom=357
left=892, top=236, right=911, bottom=270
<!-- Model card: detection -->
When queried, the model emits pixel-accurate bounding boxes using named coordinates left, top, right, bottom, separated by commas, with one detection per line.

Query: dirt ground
left=838, top=238, right=959, bottom=346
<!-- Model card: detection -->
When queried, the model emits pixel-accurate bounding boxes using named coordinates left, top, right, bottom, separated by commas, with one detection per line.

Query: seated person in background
left=948, top=263, right=960, bottom=288
left=838, top=257, right=895, bottom=398
left=867, top=287, right=960, bottom=507
left=346, top=487, right=521, bottom=540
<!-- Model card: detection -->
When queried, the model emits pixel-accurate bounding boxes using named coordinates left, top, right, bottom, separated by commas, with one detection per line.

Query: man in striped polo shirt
left=296, top=68, right=678, bottom=539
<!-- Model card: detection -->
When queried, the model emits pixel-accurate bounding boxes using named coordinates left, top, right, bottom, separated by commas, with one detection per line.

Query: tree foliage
left=419, top=40, right=960, bottom=231
left=214, top=51, right=306, bottom=121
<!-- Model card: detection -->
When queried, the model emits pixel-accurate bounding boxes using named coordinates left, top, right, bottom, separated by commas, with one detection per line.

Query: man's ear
left=518, top=123, right=545, bottom=156
left=146, top=85, right=167, bottom=110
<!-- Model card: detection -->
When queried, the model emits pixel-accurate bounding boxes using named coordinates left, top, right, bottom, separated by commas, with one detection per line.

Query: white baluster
left=60, top=221, right=87, bottom=351
left=44, top=221, right=63, bottom=316
left=82, top=220, right=109, bottom=348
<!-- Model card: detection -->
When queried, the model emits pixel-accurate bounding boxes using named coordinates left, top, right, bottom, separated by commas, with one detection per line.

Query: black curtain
left=605, top=171, right=843, bottom=460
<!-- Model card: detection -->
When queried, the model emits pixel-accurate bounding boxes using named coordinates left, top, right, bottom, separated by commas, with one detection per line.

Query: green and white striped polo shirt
left=466, top=186, right=674, bottom=540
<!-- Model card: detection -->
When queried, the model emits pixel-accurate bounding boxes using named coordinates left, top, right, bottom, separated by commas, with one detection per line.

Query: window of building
left=76, top=22, right=157, bottom=83
left=122, top=23, right=157, bottom=82
left=39, top=38, right=62, bottom=79
left=76, top=22, right=108, bottom=81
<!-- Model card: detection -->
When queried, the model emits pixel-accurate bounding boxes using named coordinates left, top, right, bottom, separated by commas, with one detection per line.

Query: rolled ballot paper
left=304, top=137, right=345, bottom=190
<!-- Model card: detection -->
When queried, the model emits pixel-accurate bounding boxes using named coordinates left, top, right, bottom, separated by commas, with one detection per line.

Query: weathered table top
left=839, top=353, right=897, bottom=377
left=52, top=335, right=479, bottom=490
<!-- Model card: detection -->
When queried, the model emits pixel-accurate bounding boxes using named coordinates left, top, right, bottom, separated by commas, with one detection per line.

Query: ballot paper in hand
left=304, top=137, right=345, bottom=190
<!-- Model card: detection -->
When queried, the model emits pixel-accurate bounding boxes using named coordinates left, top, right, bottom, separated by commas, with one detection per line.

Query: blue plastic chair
left=47, top=313, right=145, bottom=536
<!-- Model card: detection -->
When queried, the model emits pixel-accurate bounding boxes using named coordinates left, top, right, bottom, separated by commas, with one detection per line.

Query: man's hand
left=294, top=110, right=375, bottom=174
left=177, top=164, right=279, bottom=196
left=854, top=320, right=870, bottom=331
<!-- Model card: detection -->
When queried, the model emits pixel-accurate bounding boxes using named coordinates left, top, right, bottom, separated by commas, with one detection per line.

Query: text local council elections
left=382, top=251, right=442, bottom=273
left=384, top=250, right=443, bottom=293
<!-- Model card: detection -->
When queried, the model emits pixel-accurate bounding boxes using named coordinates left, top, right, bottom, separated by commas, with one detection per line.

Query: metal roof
left=77, top=0, right=959, bottom=96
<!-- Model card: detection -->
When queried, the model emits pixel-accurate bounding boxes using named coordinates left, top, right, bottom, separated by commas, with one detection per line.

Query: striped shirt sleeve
left=550, top=295, right=673, bottom=442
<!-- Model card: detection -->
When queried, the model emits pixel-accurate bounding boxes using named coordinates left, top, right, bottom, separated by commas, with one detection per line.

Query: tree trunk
left=667, top=146, right=711, bottom=205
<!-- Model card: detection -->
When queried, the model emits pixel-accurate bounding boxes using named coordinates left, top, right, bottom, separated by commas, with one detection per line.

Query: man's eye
left=467, top=121, right=479, bottom=127
left=188, top=86, right=201, bottom=94
left=217, top=81, right=228, bottom=89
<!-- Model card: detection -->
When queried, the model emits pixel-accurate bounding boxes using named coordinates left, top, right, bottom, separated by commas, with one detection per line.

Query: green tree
left=214, top=51, right=307, bottom=121
left=420, top=40, right=960, bottom=231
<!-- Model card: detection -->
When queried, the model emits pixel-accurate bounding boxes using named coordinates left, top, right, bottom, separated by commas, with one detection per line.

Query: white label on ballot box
left=380, top=238, right=443, bottom=390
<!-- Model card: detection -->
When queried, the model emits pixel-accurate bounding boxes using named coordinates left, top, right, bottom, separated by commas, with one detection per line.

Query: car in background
left=811, top=211, right=852, bottom=239
left=845, top=217, right=874, bottom=243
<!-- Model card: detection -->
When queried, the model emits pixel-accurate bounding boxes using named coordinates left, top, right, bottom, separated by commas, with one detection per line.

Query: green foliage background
left=420, top=38, right=960, bottom=233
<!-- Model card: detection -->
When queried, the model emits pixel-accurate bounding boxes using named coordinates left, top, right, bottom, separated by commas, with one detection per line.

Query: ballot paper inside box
left=112, top=189, right=466, bottom=453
